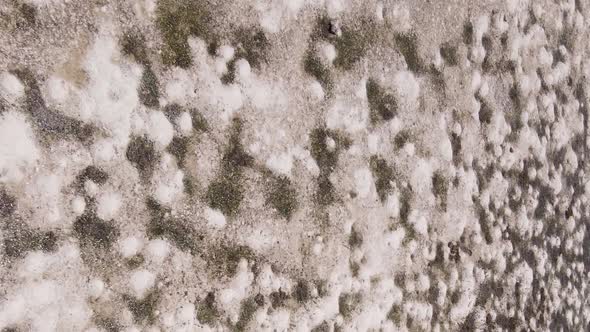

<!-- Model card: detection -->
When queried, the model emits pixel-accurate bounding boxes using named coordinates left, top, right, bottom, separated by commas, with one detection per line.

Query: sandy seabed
left=0, top=0, right=589, bottom=331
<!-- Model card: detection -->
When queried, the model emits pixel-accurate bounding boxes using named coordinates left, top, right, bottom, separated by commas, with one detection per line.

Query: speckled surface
left=0, top=0, right=589, bottom=331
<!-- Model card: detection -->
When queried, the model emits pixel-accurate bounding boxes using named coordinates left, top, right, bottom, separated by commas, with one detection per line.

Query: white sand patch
left=0, top=72, right=25, bottom=103
left=0, top=111, right=39, bottom=183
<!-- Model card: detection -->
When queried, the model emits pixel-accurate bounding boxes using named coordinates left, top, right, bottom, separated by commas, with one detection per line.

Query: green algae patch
left=311, top=321, right=331, bottom=332
left=73, top=211, right=119, bottom=249
left=206, top=244, right=256, bottom=277
left=264, top=173, right=298, bottom=220
left=146, top=198, right=203, bottom=254
left=338, top=292, right=362, bottom=318
left=303, top=50, right=333, bottom=93
left=183, top=175, right=197, bottom=196
left=366, top=79, right=397, bottom=124
left=14, top=68, right=96, bottom=143
left=197, top=292, right=220, bottom=325
left=303, top=16, right=334, bottom=91
left=17, top=3, right=36, bottom=28
left=125, top=254, right=145, bottom=269
left=234, top=28, right=270, bottom=70
left=463, top=21, right=473, bottom=45
left=191, top=109, right=209, bottom=132
left=316, top=175, right=335, bottom=207
left=163, top=102, right=182, bottom=120
left=432, top=171, right=449, bottom=211
left=206, top=118, right=252, bottom=216
left=156, top=0, right=214, bottom=68
left=387, top=304, right=402, bottom=324
left=394, top=32, right=425, bottom=73
left=332, top=20, right=376, bottom=70
left=440, top=42, right=459, bottom=66
left=121, top=32, right=149, bottom=66
left=138, top=66, right=160, bottom=108
left=220, top=119, right=254, bottom=171
left=125, top=291, right=160, bottom=324
left=233, top=297, right=259, bottom=331
left=220, top=60, right=238, bottom=84
left=167, top=136, right=189, bottom=168
left=398, top=189, right=412, bottom=226
left=348, top=226, right=363, bottom=248
left=147, top=214, right=201, bottom=254
left=309, top=128, right=340, bottom=172
left=126, top=136, right=159, bottom=181
left=309, top=128, right=351, bottom=206
left=369, top=155, right=395, bottom=202
left=221, top=28, right=270, bottom=84
left=163, top=103, right=208, bottom=133
left=304, top=16, right=378, bottom=91
left=270, top=289, right=289, bottom=308
left=94, top=316, right=121, bottom=332
left=393, top=130, right=411, bottom=149
left=3, top=222, right=58, bottom=258
left=0, top=189, right=16, bottom=217
left=75, top=166, right=109, bottom=192
left=293, top=280, right=312, bottom=303
left=310, top=129, right=337, bottom=206
left=206, top=175, right=244, bottom=216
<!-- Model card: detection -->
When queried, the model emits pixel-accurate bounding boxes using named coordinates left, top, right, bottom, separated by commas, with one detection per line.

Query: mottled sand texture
left=0, top=0, right=589, bottom=331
